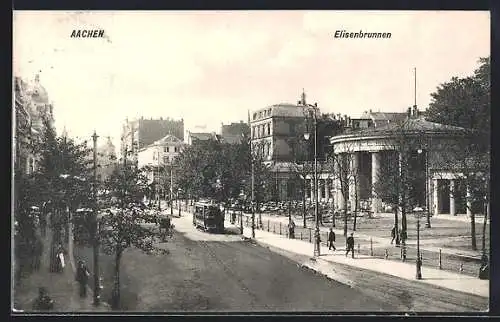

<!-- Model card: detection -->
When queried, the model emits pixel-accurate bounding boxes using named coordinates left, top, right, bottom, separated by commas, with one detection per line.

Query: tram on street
left=192, top=200, right=224, bottom=233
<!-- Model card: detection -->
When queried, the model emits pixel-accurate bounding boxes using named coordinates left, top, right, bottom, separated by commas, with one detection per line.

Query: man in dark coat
left=346, top=232, right=355, bottom=258
left=75, top=260, right=90, bottom=297
left=328, top=228, right=336, bottom=250
left=288, top=219, right=296, bottom=239
left=390, top=225, right=396, bottom=244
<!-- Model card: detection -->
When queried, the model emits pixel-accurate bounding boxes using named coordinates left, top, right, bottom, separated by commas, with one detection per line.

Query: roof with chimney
left=251, top=90, right=319, bottom=121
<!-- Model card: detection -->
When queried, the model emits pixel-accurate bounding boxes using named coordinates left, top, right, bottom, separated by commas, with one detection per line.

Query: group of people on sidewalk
left=286, top=218, right=356, bottom=258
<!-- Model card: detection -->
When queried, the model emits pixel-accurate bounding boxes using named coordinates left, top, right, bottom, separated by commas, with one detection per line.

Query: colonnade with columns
left=304, top=176, right=334, bottom=202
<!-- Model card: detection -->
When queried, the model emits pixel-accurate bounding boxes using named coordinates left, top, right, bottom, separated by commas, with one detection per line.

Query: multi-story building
left=185, top=131, right=218, bottom=146
left=138, top=134, right=185, bottom=191
left=219, top=121, right=250, bottom=144
left=249, top=91, right=344, bottom=201
left=120, top=117, right=184, bottom=163
left=14, top=75, right=55, bottom=175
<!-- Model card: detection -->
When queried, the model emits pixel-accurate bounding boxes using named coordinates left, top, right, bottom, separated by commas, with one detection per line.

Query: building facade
left=185, top=131, right=217, bottom=145
left=329, top=106, right=479, bottom=217
left=121, top=117, right=184, bottom=163
left=220, top=121, right=250, bottom=144
left=14, top=75, right=55, bottom=175
left=138, top=134, right=185, bottom=185
left=249, top=91, right=346, bottom=201
left=97, top=136, right=117, bottom=181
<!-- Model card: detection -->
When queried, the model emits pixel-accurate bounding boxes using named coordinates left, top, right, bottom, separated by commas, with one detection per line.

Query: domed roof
left=332, top=116, right=471, bottom=142
left=28, top=75, right=50, bottom=105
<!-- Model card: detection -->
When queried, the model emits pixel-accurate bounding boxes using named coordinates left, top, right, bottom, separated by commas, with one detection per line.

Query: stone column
left=433, top=179, right=439, bottom=216
left=334, top=156, right=345, bottom=211
left=466, top=185, right=472, bottom=217
left=449, top=179, right=456, bottom=216
left=371, top=151, right=381, bottom=213
left=349, top=152, right=359, bottom=213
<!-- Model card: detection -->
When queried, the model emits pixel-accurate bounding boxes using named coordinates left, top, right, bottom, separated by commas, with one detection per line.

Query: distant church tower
left=298, top=89, right=307, bottom=106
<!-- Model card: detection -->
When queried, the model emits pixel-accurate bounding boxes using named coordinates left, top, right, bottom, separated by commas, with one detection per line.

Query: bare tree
left=372, top=115, right=434, bottom=245
left=327, top=146, right=360, bottom=237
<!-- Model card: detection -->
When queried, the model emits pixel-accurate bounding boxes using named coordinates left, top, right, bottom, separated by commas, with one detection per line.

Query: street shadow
left=420, top=277, right=471, bottom=281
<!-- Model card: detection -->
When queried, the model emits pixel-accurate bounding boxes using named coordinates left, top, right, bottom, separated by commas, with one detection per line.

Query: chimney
left=407, top=107, right=412, bottom=117
left=412, top=105, right=418, bottom=117
left=314, top=102, right=318, bottom=107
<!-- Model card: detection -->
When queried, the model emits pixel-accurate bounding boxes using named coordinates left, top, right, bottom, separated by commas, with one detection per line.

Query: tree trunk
left=471, top=213, right=477, bottom=251
left=112, top=248, right=123, bottom=309
left=482, top=201, right=489, bottom=253
left=343, top=193, right=348, bottom=237
left=401, top=206, right=407, bottom=238
left=353, top=189, right=358, bottom=231
left=302, top=189, right=306, bottom=228
left=394, top=208, right=400, bottom=245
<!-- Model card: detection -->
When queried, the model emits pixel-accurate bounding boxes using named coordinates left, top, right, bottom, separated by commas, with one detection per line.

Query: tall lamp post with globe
left=303, top=103, right=320, bottom=257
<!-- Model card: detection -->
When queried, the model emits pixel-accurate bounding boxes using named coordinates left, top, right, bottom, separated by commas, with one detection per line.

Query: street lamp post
left=330, top=188, right=336, bottom=228
left=304, top=104, right=320, bottom=257
left=91, top=131, right=101, bottom=305
left=417, top=148, right=431, bottom=228
left=414, top=206, right=423, bottom=280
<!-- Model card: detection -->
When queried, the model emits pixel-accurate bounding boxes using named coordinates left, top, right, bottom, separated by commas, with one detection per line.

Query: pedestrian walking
left=288, top=219, right=296, bottom=239
left=346, top=232, right=355, bottom=258
left=390, top=225, right=396, bottom=244
left=55, top=244, right=66, bottom=273
left=399, top=229, right=407, bottom=243
left=328, top=228, right=336, bottom=250
left=32, top=287, right=54, bottom=311
left=75, top=260, right=90, bottom=297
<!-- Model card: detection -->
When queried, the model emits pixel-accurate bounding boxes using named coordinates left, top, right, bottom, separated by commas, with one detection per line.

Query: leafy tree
left=99, top=163, right=168, bottom=309
left=427, top=57, right=490, bottom=136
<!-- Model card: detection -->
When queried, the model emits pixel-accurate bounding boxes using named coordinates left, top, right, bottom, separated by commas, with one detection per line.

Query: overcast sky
left=13, top=11, right=490, bottom=149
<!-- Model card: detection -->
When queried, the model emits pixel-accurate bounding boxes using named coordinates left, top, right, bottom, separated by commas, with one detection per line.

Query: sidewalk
left=377, top=212, right=488, bottom=224
left=250, top=212, right=483, bottom=260
left=228, top=220, right=489, bottom=299
left=12, top=228, right=110, bottom=313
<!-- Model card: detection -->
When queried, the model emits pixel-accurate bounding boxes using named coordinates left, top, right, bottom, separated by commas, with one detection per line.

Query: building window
left=253, top=113, right=257, bottom=120
left=163, top=156, right=169, bottom=164
left=267, top=123, right=271, bottom=136
left=174, top=146, right=178, bottom=152
left=164, top=147, right=167, bottom=152
left=167, top=146, right=170, bottom=153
